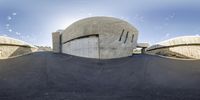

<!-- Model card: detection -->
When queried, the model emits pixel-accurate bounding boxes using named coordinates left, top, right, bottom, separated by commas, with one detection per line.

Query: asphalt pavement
left=0, top=52, right=200, bottom=100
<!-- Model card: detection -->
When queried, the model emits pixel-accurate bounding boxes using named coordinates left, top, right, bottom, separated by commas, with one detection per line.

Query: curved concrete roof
left=0, top=36, right=37, bottom=48
left=60, top=16, right=139, bottom=59
left=61, top=16, right=138, bottom=43
left=146, top=36, right=200, bottom=51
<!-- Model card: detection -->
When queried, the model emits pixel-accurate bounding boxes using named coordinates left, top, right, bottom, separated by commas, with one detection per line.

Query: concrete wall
left=62, top=36, right=99, bottom=58
left=146, top=36, right=200, bottom=59
left=0, top=36, right=29, bottom=46
left=52, top=32, right=61, bottom=53
left=0, top=45, right=37, bottom=58
left=146, top=45, right=200, bottom=59
left=0, top=36, right=38, bottom=59
left=60, top=17, right=139, bottom=59
left=147, top=36, right=200, bottom=50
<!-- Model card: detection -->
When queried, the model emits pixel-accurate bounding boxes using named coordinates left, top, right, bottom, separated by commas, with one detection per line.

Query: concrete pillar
left=137, top=43, right=149, bottom=54
left=52, top=32, right=61, bottom=53
left=141, top=47, right=147, bottom=54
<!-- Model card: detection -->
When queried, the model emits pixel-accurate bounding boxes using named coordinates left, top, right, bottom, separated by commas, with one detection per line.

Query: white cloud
left=16, top=32, right=21, bottom=35
left=8, top=29, right=12, bottom=32
left=5, top=24, right=10, bottom=27
left=7, top=16, right=12, bottom=20
left=12, top=12, right=17, bottom=16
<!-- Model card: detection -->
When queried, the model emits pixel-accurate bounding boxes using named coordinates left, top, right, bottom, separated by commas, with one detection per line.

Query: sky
left=0, top=0, right=200, bottom=46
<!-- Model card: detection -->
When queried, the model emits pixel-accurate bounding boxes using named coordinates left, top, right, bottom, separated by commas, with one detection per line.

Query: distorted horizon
left=0, top=0, right=200, bottom=46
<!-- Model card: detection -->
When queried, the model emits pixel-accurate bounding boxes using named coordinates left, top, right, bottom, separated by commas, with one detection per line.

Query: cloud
left=15, top=32, right=21, bottom=35
left=12, top=12, right=17, bottom=16
left=7, top=16, right=12, bottom=20
left=8, top=29, right=12, bottom=32
left=5, top=24, right=10, bottom=27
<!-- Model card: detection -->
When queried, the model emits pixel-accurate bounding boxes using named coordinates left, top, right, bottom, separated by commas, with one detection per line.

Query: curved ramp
left=146, top=36, right=200, bottom=59
left=0, top=36, right=38, bottom=59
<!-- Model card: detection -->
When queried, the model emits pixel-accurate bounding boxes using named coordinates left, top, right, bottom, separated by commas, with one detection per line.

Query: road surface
left=0, top=52, right=200, bottom=100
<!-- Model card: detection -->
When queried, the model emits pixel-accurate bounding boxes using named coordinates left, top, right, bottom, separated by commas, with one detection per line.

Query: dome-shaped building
left=146, top=36, right=200, bottom=59
left=0, top=36, right=38, bottom=59
left=52, top=17, right=138, bottom=59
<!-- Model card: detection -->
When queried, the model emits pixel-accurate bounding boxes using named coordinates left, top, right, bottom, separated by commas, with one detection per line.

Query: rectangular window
left=119, top=29, right=125, bottom=41
left=124, top=31, right=129, bottom=43
left=131, top=34, right=134, bottom=43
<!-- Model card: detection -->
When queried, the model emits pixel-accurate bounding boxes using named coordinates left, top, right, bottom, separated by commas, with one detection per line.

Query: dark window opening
left=62, top=34, right=99, bottom=44
left=119, top=29, right=125, bottom=41
left=124, top=31, right=129, bottom=43
left=131, top=34, right=134, bottom=43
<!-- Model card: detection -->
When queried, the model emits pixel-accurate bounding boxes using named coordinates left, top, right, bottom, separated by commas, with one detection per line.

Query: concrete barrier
left=146, top=36, right=200, bottom=59
left=0, top=36, right=38, bottom=59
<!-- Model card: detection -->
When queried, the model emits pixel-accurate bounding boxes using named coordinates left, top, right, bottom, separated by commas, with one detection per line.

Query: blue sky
left=0, top=0, right=200, bottom=46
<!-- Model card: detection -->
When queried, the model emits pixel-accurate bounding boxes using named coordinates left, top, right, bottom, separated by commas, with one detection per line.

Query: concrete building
left=52, top=17, right=139, bottom=59
left=0, top=36, right=38, bottom=59
left=146, top=36, right=200, bottom=59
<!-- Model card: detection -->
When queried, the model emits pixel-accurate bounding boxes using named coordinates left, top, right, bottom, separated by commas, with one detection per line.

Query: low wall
left=146, top=45, right=200, bottom=59
left=0, top=45, right=38, bottom=59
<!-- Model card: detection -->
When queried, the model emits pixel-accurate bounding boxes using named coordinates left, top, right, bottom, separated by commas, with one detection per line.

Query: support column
left=52, top=32, right=61, bottom=53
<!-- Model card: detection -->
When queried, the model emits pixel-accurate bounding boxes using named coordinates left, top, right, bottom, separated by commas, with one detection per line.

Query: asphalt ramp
left=0, top=52, right=200, bottom=100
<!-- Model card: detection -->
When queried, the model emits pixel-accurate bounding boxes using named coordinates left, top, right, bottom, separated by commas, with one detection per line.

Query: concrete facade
left=62, top=36, right=100, bottom=58
left=52, top=32, right=61, bottom=53
left=146, top=36, right=200, bottom=59
left=0, top=36, right=38, bottom=59
left=52, top=17, right=138, bottom=59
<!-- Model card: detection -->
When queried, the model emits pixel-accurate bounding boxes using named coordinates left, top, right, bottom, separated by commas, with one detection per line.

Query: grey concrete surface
left=62, top=36, right=100, bottom=58
left=52, top=32, right=61, bottom=53
left=146, top=36, right=200, bottom=59
left=0, top=52, right=200, bottom=100
left=0, top=36, right=38, bottom=59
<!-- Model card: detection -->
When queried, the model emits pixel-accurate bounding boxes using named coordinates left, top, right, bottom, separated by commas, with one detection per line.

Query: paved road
left=0, top=52, right=200, bottom=100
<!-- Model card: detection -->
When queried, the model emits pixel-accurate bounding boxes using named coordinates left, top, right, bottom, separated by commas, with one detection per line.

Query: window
left=124, top=31, right=129, bottom=43
left=119, top=29, right=125, bottom=41
left=131, top=34, right=134, bottom=43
